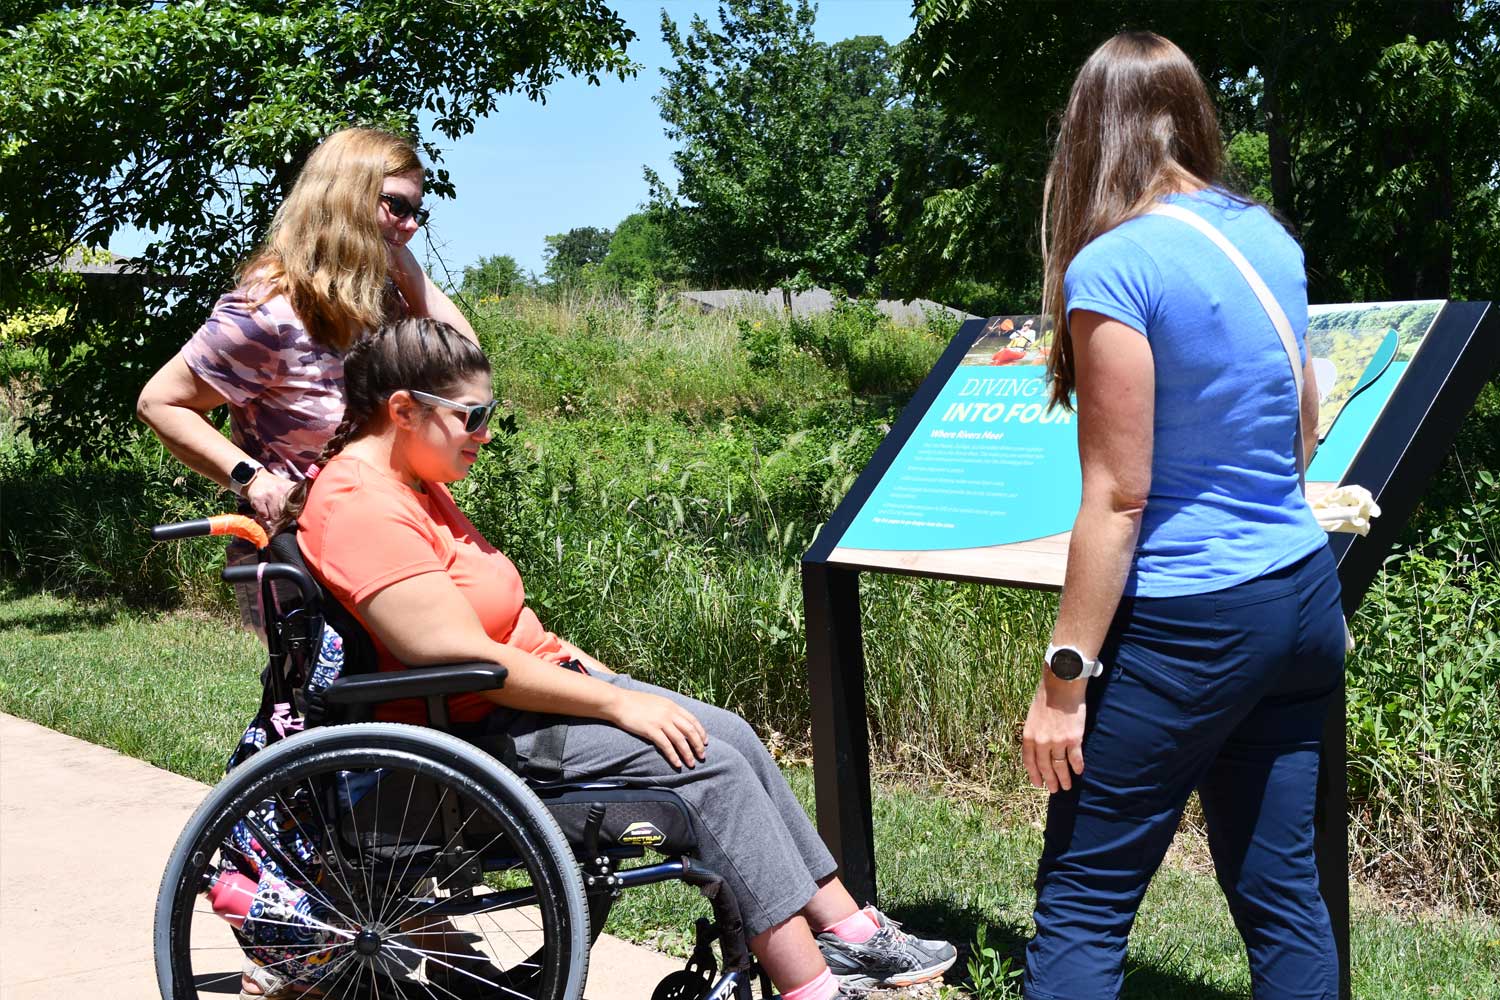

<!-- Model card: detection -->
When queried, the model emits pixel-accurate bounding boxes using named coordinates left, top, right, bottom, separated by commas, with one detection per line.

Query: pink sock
left=782, top=968, right=838, bottom=1000
left=823, top=906, right=879, bottom=944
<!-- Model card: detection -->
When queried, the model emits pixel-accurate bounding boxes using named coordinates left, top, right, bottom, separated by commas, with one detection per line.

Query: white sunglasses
left=407, top=390, right=499, bottom=433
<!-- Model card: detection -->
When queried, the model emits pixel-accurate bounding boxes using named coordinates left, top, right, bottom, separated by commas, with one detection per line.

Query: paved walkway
left=0, top=713, right=680, bottom=999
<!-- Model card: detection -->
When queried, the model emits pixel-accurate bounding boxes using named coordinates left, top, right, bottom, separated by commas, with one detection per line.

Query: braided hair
left=274, top=316, right=491, bottom=534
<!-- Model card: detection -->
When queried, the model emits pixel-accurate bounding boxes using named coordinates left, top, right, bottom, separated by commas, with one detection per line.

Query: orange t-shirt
left=297, top=454, right=575, bottom=724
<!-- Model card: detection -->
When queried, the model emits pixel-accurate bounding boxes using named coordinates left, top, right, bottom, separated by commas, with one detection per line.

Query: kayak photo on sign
left=826, top=301, right=1449, bottom=589
left=963, top=315, right=1051, bottom=367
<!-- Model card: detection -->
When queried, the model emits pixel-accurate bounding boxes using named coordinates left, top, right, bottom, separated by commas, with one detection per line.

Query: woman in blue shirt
left=1020, top=32, right=1344, bottom=1000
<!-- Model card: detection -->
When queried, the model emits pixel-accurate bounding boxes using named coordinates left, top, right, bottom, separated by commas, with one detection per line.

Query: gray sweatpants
left=500, top=674, right=838, bottom=938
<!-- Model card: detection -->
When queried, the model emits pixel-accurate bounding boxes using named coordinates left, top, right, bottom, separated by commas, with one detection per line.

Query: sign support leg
left=1315, top=678, right=1352, bottom=999
left=803, top=562, right=877, bottom=904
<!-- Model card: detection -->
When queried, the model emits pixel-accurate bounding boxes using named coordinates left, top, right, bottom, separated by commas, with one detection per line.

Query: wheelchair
left=151, top=514, right=772, bottom=1000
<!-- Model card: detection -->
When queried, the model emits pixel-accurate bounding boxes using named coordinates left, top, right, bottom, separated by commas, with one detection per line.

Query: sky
left=109, top=1, right=917, bottom=281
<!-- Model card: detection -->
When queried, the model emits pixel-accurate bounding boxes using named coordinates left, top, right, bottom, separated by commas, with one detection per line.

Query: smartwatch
left=1045, top=643, right=1104, bottom=682
left=228, top=458, right=264, bottom=497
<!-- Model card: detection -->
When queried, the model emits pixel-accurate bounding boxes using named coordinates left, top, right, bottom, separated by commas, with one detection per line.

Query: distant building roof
left=679, top=287, right=977, bottom=325
left=58, top=248, right=144, bottom=275
left=54, top=249, right=185, bottom=287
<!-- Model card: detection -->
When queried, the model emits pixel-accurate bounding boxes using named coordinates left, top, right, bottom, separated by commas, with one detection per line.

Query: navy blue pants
left=1025, top=545, right=1345, bottom=1000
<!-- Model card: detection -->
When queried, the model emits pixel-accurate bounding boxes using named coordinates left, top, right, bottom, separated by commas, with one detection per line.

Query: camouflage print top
left=180, top=285, right=345, bottom=480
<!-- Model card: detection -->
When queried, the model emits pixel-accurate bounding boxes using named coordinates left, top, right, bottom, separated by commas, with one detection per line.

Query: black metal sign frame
left=801, top=301, right=1497, bottom=999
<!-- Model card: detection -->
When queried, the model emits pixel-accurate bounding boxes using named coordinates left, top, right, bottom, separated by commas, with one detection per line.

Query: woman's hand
left=1021, top=674, right=1088, bottom=793
left=605, top=689, right=708, bottom=770
left=385, top=241, right=480, bottom=344
left=387, top=242, right=426, bottom=303
left=244, top=470, right=296, bottom=526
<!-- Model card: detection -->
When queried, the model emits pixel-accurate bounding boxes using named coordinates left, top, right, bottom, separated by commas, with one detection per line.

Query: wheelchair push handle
left=152, top=515, right=319, bottom=612
left=222, top=562, right=321, bottom=615
left=151, top=514, right=269, bottom=550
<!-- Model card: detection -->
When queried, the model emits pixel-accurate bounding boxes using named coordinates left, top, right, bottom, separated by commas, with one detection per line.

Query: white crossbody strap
left=1146, top=202, right=1306, bottom=482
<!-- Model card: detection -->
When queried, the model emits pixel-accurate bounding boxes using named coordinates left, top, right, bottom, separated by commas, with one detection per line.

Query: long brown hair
left=240, top=128, right=423, bottom=351
left=1042, top=31, right=1229, bottom=410
left=275, top=317, right=491, bottom=534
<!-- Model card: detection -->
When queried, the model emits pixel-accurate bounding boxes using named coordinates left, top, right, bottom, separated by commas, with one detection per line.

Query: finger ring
left=1050, top=755, right=1067, bottom=761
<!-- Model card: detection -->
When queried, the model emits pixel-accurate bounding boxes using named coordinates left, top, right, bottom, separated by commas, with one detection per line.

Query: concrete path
left=0, top=713, right=680, bottom=1000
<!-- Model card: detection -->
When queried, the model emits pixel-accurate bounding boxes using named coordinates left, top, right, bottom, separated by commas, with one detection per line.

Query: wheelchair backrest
left=268, top=525, right=379, bottom=680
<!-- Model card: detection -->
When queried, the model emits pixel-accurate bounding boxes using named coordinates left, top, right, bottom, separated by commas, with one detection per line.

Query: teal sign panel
left=837, top=365, right=1080, bottom=551
left=834, top=302, right=1445, bottom=564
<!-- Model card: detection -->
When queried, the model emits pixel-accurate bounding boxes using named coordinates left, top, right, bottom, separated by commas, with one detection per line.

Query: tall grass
left=3, top=290, right=1498, bottom=910
left=0, top=440, right=228, bottom=608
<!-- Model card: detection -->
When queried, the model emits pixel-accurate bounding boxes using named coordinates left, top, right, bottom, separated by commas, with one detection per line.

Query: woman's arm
left=136, top=355, right=295, bottom=522
left=388, top=244, right=479, bottom=344
left=1300, top=352, right=1320, bottom=475
left=359, top=573, right=705, bottom=768
left=1021, top=309, right=1155, bottom=794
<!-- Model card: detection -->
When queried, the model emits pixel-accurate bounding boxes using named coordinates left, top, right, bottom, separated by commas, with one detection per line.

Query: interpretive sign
left=827, top=301, right=1447, bottom=587
left=802, top=301, right=1497, bottom=1000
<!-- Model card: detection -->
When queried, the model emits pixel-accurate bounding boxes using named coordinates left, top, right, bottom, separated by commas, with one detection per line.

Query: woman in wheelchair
left=270, top=316, right=955, bottom=999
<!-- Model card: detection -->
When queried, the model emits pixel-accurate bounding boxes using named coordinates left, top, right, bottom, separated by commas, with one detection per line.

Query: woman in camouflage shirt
left=138, top=127, right=476, bottom=626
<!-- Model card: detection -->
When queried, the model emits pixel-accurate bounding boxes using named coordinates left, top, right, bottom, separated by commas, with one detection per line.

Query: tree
left=649, top=1, right=912, bottom=305
left=542, top=226, right=614, bottom=284
left=892, top=0, right=1500, bottom=306
left=0, top=0, right=634, bottom=457
left=461, top=254, right=527, bottom=300
left=599, top=211, right=684, bottom=287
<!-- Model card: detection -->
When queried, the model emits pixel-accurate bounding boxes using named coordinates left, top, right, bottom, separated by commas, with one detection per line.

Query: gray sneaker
left=815, top=907, right=958, bottom=989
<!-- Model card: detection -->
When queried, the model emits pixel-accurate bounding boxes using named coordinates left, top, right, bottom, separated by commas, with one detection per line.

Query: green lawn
left=2, top=590, right=1497, bottom=998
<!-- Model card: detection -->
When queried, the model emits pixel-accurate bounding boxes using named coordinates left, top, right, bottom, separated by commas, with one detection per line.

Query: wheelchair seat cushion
left=539, top=786, right=699, bottom=856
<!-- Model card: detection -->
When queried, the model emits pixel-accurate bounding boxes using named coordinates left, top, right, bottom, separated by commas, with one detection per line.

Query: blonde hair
left=240, top=128, right=423, bottom=351
left=1041, top=32, right=1231, bottom=410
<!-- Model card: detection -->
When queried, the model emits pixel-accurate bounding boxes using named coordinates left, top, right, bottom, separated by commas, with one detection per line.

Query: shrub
left=780, top=297, right=947, bottom=401
left=0, top=437, right=228, bottom=608
left=738, top=317, right=784, bottom=372
left=1346, top=469, right=1500, bottom=908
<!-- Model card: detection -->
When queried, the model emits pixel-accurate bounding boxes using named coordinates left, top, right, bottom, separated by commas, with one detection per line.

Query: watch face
left=1050, top=648, right=1084, bottom=681
left=231, top=461, right=257, bottom=486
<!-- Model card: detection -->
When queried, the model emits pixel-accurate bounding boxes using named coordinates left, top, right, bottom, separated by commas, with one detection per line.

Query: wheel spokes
left=177, top=756, right=562, bottom=1000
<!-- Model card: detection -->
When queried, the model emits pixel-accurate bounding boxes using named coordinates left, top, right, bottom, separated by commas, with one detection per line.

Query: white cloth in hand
left=1312, top=484, right=1382, bottom=535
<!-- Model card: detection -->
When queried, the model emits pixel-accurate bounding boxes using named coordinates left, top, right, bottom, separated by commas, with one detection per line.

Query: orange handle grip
left=208, top=514, right=269, bottom=550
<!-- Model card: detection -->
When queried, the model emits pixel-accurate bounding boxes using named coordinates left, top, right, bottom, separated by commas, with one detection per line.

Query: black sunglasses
left=408, top=390, right=498, bottom=434
left=380, top=193, right=430, bottom=226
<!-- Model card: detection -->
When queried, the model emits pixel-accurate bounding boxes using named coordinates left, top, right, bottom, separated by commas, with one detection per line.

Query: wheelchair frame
left=150, top=515, right=770, bottom=1000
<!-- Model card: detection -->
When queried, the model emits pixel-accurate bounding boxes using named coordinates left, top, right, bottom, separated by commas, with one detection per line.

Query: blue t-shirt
left=1064, top=187, right=1326, bottom=598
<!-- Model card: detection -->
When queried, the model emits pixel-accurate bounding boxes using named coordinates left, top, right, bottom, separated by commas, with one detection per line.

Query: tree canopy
left=599, top=211, right=683, bottom=287
left=543, top=225, right=615, bottom=285
left=461, top=254, right=528, bottom=300
left=892, top=0, right=1500, bottom=305
left=649, top=0, right=926, bottom=301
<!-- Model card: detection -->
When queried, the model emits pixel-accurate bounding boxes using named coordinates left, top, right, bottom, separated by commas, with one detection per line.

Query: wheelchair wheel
left=155, top=723, right=590, bottom=1000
